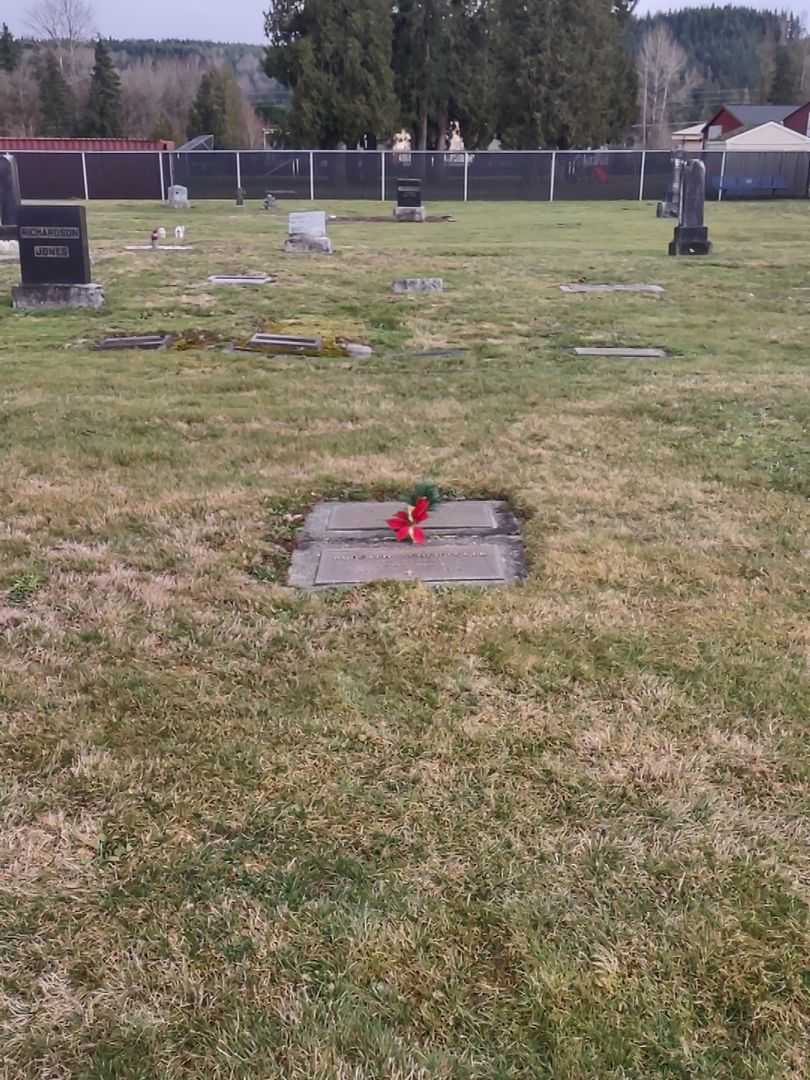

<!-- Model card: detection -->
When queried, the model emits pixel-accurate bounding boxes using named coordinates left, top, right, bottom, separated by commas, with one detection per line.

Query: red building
left=704, top=103, right=810, bottom=141
left=0, top=137, right=175, bottom=152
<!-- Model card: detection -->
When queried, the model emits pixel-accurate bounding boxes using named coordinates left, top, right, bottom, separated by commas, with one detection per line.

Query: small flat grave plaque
left=249, top=333, right=323, bottom=354
left=125, top=244, right=193, bottom=252
left=573, top=347, right=667, bottom=358
left=315, top=543, right=504, bottom=586
left=328, top=501, right=498, bottom=533
left=393, top=278, right=444, bottom=294
left=560, top=283, right=664, bottom=294
left=208, top=274, right=272, bottom=286
left=98, top=335, right=171, bottom=352
left=288, top=211, right=327, bottom=237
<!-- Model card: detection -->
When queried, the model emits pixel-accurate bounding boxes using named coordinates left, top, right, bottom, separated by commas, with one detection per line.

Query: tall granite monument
left=11, top=205, right=105, bottom=310
left=668, top=158, right=712, bottom=256
left=656, top=153, right=685, bottom=219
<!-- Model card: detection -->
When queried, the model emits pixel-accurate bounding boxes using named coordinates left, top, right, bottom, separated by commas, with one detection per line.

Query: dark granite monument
left=668, top=159, right=712, bottom=256
left=12, top=204, right=104, bottom=310
left=0, top=153, right=21, bottom=240
left=395, top=178, right=426, bottom=222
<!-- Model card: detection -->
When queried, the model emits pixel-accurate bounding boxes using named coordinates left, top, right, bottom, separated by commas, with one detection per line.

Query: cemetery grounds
left=0, top=199, right=808, bottom=1079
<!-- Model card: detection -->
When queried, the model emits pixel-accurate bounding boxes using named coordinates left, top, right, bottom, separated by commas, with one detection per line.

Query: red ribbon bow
left=387, top=496, right=430, bottom=544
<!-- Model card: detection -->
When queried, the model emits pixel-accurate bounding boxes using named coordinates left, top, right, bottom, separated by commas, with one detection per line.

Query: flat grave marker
left=573, top=347, right=667, bottom=358
left=290, top=499, right=525, bottom=589
left=97, top=334, right=172, bottom=352
left=560, top=283, right=664, bottom=295
left=208, top=274, right=273, bottom=286
left=392, top=278, right=444, bottom=294
left=248, top=333, right=323, bottom=354
left=125, top=244, right=193, bottom=252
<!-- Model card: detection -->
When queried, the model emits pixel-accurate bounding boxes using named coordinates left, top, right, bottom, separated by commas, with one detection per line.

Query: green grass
left=0, top=198, right=808, bottom=1079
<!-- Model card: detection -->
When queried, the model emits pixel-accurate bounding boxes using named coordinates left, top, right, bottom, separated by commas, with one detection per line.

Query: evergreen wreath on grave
left=387, top=483, right=442, bottom=544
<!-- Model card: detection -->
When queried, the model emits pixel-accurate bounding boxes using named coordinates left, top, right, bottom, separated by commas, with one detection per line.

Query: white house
left=709, top=120, right=810, bottom=152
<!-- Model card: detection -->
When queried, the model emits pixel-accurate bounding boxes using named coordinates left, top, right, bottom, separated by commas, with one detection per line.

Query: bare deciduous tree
left=27, top=0, right=95, bottom=81
left=637, top=25, right=701, bottom=148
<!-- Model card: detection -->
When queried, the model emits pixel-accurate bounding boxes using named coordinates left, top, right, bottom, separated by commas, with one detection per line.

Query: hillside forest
left=0, top=3, right=808, bottom=150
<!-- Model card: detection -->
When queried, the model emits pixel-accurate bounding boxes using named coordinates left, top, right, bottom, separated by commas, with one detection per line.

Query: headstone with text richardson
left=669, top=159, right=712, bottom=256
left=11, top=205, right=104, bottom=310
left=0, top=153, right=21, bottom=241
left=285, top=210, right=332, bottom=254
left=395, top=178, right=427, bottom=222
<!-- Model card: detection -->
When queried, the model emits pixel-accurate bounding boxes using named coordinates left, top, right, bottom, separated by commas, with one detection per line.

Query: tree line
left=265, top=0, right=637, bottom=150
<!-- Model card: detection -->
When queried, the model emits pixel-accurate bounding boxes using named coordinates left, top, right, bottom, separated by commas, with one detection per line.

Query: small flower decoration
left=387, top=496, right=430, bottom=544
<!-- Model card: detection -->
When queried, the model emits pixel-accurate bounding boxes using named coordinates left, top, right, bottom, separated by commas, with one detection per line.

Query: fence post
left=638, top=149, right=647, bottom=201
left=309, top=151, right=315, bottom=200
left=158, top=153, right=166, bottom=202
left=463, top=153, right=470, bottom=201
left=235, top=151, right=242, bottom=196
left=381, top=149, right=386, bottom=202
left=549, top=151, right=557, bottom=202
left=718, top=151, right=727, bottom=202
left=81, top=152, right=89, bottom=201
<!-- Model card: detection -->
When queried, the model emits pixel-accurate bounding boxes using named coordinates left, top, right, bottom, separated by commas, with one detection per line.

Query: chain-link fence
left=13, top=149, right=810, bottom=203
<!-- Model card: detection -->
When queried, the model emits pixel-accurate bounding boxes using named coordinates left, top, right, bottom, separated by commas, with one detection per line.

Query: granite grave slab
left=208, top=274, right=273, bottom=286
left=392, top=278, right=444, bottom=294
left=560, top=283, right=664, bottom=294
left=12, top=204, right=104, bottom=310
left=97, top=334, right=172, bottom=351
left=303, top=500, right=517, bottom=540
left=573, top=347, right=667, bottom=358
left=248, top=333, right=323, bottom=354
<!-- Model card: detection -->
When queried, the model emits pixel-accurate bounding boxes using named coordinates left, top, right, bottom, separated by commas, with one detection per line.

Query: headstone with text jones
left=12, top=204, right=104, bottom=310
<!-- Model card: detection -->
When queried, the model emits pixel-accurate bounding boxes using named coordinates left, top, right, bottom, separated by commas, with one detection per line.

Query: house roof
left=721, top=120, right=810, bottom=147
left=673, top=123, right=705, bottom=137
left=708, top=104, right=800, bottom=131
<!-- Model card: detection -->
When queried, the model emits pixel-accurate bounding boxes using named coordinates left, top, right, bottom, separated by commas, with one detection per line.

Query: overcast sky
left=0, top=0, right=800, bottom=43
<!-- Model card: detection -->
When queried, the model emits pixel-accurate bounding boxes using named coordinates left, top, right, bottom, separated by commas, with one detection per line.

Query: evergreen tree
left=188, top=67, right=248, bottom=148
left=265, top=0, right=397, bottom=147
left=0, top=22, right=21, bottom=73
left=81, top=39, right=123, bottom=137
left=38, top=51, right=75, bottom=137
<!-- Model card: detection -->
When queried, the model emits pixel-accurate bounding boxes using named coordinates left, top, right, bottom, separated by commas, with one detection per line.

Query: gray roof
left=717, top=104, right=800, bottom=129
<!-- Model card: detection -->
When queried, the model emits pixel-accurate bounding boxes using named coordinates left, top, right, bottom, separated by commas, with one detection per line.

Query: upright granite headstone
left=395, top=178, right=426, bottom=222
left=656, top=153, right=685, bottom=219
left=12, top=205, right=104, bottom=310
left=285, top=211, right=332, bottom=254
left=669, top=159, right=712, bottom=256
left=167, top=185, right=190, bottom=209
left=0, top=153, right=21, bottom=240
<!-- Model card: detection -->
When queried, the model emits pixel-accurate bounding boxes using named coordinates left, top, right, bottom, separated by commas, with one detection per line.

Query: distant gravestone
left=167, top=185, right=190, bottom=209
left=249, top=333, right=323, bottom=354
left=208, top=274, right=273, bottom=286
left=395, top=178, right=426, bottom=222
left=573, top=347, right=667, bottom=358
left=97, top=334, right=171, bottom=351
left=669, top=159, right=712, bottom=256
left=12, top=204, right=104, bottom=310
left=392, top=278, right=444, bottom=294
left=0, top=153, right=21, bottom=240
left=657, top=153, right=685, bottom=219
left=285, top=210, right=332, bottom=254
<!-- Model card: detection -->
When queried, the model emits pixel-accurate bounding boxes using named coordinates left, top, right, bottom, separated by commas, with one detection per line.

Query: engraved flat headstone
left=315, top=543, right=504, bottom=586
left=125, top=244, right=193, bottom=252
left=560, top=283, right=664, bottom=294
left=573, top=347, right=667, bottom=358
left=392, top=278, right=444, bottom=294
left=97, top=334, right=172, bottom=351
left=302, top=500, right=518, bottom=541
left=657, top=153, right=685, bottom=218
left=249, top=333, right=323, bottom=354
left=208, top=274, right=273, bottom=285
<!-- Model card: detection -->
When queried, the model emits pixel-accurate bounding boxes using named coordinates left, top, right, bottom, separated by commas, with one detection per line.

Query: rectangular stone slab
left=573, top=347, right=667, bottom=358
left=315, top=543, right=505, bottom=586
left=288, top=211, right=326, bottom=237
left=560, top=283, right=664, bottom=294
left=208, top=275, right=272, bottom=285
left=329, top=501, right=498, bottom=532
left=98, top=335, right=171, bottom=351
left=249, top=334, right=323, bottom=354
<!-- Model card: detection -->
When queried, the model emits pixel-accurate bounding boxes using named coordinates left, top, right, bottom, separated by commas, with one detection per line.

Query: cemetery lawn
left=1, top=198, right=809, bottom=1080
